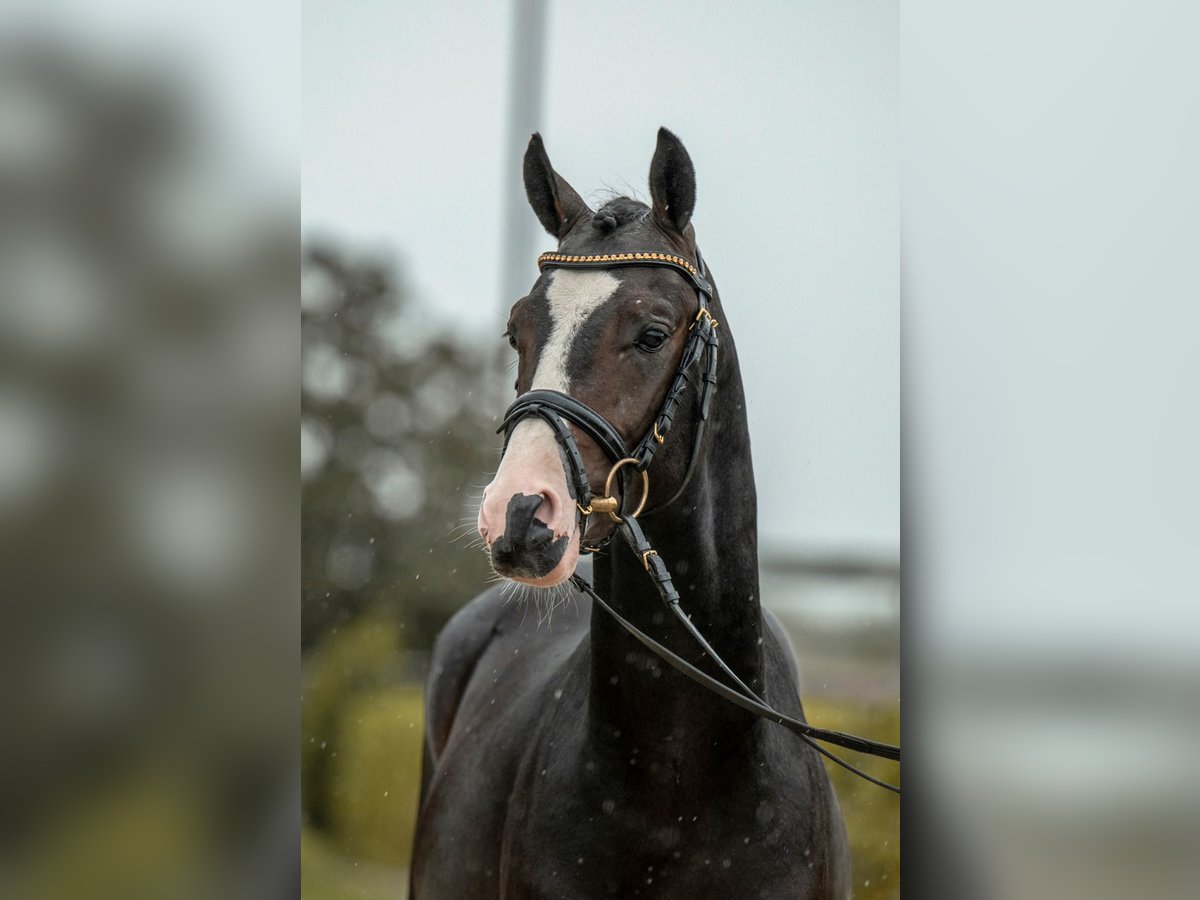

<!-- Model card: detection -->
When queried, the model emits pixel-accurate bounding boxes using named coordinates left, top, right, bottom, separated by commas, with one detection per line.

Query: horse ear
left=523, top=133, right=591, bottom=240
left=648, top=127, right=696, bottom=234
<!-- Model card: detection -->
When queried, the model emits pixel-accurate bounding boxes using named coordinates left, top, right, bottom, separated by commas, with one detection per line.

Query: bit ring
left=600, top=457, right=650, bottom=522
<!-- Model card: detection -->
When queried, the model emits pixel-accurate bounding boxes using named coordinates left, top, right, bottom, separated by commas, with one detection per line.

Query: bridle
left=498, top=249, right=901, bottom=793
left=500, top=249, right=720, bottom=549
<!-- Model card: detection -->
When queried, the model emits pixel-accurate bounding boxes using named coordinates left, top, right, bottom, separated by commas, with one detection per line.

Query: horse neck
left=586, top=347, right=765, bottom=751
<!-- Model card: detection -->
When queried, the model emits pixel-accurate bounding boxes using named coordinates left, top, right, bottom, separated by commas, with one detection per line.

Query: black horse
left=411, top=129, right=850, bottom=899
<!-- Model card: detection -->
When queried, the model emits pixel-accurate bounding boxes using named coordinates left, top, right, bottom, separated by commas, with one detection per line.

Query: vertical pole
left=499, top=0, right=547, bottom=313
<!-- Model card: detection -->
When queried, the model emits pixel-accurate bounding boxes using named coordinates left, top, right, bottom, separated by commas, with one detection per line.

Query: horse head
left=478, top=128, right=710, bottom=586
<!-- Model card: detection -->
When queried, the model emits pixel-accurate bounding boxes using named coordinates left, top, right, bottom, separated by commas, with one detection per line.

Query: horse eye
left=503, top=330, right=517, bottom=349
left=636, top=328, right=669, bottom=353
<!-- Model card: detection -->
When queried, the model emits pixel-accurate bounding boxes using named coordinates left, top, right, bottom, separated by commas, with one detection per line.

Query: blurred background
left=0, top=1, right=297, bottom=898
left=302, top=1, right=899, bottom=898
left=905, top=2, right=1200, bottom=897
left=5, top=2, right=1196, bottom=899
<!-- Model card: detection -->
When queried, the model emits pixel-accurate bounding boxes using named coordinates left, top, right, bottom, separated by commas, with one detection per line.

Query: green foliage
left=327, top=687, right=424, bottom=864
left=302, top=610, right=410, bottom=830
left=302, top=826, right=409, bottom=900
left=807, top=699, right=901, bottom=900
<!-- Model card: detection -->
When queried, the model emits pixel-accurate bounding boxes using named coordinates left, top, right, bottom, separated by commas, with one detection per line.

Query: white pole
left=499, top=0, right=547, bottom=313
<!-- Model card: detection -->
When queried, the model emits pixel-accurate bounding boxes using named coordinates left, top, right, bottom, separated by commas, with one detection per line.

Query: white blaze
left=532, top=269, right=621, bottom=390
left=503, top=268, right=621, bottom=502
left=481, top=269, right=621, bottom=545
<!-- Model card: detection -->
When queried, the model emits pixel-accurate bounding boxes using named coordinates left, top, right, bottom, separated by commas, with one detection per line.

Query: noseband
left=500, top=249, right=720, bottom=549
left=496, top=248, right=901, bottom=792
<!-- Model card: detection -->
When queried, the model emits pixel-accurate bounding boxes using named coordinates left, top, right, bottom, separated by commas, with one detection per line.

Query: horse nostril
left=504, top=493, right=550, bottom=545
left=489, top=491, right=570, bottom=579
left=534, top=490, right=559, bottom=529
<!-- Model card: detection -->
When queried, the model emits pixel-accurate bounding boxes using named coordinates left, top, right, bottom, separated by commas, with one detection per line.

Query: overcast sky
left=303, top=0, right=898, bottom=557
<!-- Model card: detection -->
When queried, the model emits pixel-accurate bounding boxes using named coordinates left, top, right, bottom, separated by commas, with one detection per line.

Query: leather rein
left=498, top=249, right=901, bottom=793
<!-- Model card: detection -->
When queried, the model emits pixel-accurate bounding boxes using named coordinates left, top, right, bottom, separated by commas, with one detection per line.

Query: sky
left=303, top=0, right=898, bottom=558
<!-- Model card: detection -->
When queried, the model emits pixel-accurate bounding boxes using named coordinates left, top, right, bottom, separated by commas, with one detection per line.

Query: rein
left=499, top=249, right=901, bottom=793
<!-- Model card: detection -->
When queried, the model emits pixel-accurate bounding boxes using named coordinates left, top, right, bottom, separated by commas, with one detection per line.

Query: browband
left=538, top=251, right=714, bottom=299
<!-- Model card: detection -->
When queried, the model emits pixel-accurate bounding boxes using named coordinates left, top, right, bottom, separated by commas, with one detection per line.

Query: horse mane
left=591, top=196, right=648, bottom=234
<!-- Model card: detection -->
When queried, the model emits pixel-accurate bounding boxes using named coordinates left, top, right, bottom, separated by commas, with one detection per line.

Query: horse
left=410, top=129, right=852, bottom=899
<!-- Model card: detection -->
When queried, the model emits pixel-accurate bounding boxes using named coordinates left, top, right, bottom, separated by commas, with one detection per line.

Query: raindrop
left=553, top=688, right=563, bottom=699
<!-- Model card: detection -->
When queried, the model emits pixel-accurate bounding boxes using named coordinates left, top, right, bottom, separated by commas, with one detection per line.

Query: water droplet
left=553, top=688, right=563, bottom=700
left=602, top=799, right=615, bottom=814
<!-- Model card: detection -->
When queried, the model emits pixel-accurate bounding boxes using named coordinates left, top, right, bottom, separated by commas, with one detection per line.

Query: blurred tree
left=301, top=244, right=504, bottom=654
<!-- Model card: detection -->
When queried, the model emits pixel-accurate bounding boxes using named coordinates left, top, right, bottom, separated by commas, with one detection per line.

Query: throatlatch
left=499, top=248, right=900, bottom=793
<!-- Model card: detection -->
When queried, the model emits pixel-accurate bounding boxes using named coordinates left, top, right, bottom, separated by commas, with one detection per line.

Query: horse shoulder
left=423, top=584, right=510, bottom=764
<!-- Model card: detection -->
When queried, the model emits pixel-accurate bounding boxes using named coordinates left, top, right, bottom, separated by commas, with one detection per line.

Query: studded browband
left=537, top=251, right=713, bottom=298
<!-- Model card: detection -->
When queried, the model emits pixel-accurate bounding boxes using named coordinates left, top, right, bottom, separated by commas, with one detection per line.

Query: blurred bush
left=301, top=245, right=504, bottom=651
left=300, top=243, right=509, bottom=878
left=301, top=609, right=423, bottom=863
left=807, top=700, right=900, bottom=900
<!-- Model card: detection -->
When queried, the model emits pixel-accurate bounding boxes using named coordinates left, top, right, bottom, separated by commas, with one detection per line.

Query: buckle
left=691, top=307, right=719, bottom=330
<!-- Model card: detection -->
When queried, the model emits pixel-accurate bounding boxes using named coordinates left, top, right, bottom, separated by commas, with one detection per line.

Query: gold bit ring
left=599, top=457, right=650, bottom=522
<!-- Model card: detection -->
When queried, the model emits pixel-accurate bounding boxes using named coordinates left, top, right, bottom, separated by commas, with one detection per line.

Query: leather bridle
left=498, top=249, right=901, bottom=793
left=500, top=249, right=720, bottom=548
